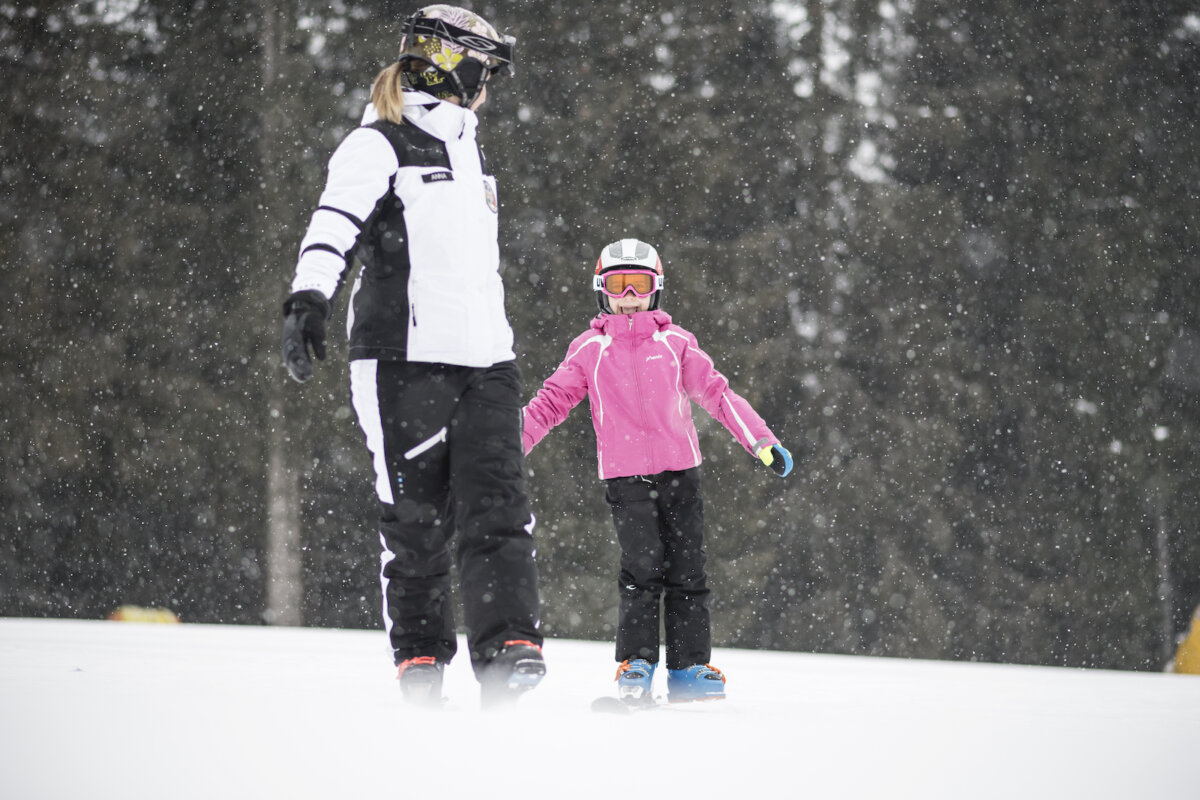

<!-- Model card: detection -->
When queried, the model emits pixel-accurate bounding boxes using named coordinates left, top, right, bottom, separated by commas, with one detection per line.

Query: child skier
left=522, top=238, right=793, bottom=704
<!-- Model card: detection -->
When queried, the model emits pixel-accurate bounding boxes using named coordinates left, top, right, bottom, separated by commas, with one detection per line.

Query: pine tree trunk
left=265, top=394, right=302, bottom=626
left=259, top=0, right=303, bottom=627
left=1156, top=510, right=1175, bottom=667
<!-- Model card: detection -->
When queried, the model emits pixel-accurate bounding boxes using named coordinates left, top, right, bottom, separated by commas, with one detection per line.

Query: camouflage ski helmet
left=397, top=5, right=515, bottom=107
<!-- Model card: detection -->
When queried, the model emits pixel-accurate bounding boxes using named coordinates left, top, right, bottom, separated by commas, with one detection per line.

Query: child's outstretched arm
left=522, top=344, right=591, bottom=455
left=678, top=331, right=793, bottom=478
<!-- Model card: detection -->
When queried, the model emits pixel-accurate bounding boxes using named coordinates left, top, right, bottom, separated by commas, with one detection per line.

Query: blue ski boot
left=666, top=663, right=726, bottom=702
left=615, top=658, right=657, bottom=702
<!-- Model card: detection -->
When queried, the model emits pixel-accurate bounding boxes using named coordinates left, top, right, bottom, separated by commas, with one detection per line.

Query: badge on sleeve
left=483, top=179, right=498, bottom=213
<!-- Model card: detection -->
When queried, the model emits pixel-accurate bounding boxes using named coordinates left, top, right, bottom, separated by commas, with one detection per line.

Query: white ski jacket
left=290, top=92, right=514, bottom=367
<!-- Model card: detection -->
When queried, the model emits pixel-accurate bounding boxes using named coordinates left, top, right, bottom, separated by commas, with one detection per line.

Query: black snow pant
left=350, top=359, right=541, bottom=678
left=604, top=467, right=710, bottom=670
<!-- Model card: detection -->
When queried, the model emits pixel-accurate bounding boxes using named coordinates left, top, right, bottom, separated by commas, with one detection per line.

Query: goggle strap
left=402, top=16, right=515, bottom=67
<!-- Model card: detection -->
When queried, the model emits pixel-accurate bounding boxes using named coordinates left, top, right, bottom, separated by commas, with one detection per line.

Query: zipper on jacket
left=628, top=322, right=655, bottom=474
left=409, top=276, right=418, bottom=328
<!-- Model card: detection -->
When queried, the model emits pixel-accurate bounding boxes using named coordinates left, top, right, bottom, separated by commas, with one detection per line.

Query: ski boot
left=666, top=663, right=726, bottom=703
left=480, top=640, right=546, bottom=709
left=615, top=658, right=657, bottom=703
left=397, top=656, right=444, bottom=707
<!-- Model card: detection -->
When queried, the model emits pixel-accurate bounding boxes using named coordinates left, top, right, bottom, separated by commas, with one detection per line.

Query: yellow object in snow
left=1173, top=606, right=1200, bottom=675
left=108, top=605, right=180, bottom=624
left=758, top=447, right=774, bottom=467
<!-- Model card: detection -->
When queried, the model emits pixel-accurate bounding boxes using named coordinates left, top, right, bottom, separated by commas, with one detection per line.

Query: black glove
left=281, top=290, right=330, bottom=383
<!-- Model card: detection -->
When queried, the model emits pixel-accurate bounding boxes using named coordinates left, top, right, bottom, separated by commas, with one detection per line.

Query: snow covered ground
left=2, top=618, right=1197, bottom=799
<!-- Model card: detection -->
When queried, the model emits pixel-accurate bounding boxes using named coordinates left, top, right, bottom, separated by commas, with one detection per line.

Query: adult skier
left=280, top=5, right=543, bottom=708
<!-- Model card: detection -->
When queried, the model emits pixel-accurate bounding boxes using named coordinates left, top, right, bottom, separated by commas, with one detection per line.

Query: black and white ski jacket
left=290, top=91, right=514, bottom=367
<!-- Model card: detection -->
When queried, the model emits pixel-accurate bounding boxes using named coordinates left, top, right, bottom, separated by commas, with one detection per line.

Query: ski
left=590, top=695, right=661, bottom=714
left=590, top=694, right=727, bottom=714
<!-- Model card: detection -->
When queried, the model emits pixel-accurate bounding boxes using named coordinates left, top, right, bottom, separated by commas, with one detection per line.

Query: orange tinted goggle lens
left=601, top=272, right=656, bottom=297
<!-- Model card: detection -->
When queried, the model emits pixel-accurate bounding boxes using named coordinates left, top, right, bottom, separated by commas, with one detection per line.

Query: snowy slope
left=1, top=618, right=1196, bottom=799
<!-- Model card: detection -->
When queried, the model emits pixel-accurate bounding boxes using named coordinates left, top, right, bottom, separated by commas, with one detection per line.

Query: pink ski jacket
left=523, top=309, right=779, bottom=480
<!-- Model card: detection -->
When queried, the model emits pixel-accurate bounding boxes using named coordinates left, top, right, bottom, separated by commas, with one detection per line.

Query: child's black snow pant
left=604, top=467, right=710, bottom=670
left=350, top=359, right=541, bottom=677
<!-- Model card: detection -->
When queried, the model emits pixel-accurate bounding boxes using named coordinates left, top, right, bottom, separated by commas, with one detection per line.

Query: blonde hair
left=371, top=63, right=406, bottom=124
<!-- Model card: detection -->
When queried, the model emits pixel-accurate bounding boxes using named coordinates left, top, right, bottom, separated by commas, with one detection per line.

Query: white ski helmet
left=397, top=5, right=516, bottom=107
left=592, top=239, right=664, bottom=313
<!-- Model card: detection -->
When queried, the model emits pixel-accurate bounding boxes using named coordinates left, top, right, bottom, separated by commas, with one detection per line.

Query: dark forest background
left=3, top=0, right=1198, bottom=670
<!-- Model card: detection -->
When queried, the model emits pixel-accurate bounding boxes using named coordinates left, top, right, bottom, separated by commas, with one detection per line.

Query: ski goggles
left=400, top=15, right=517, bottom=77
left=594, top=269, right=662, bottom=298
